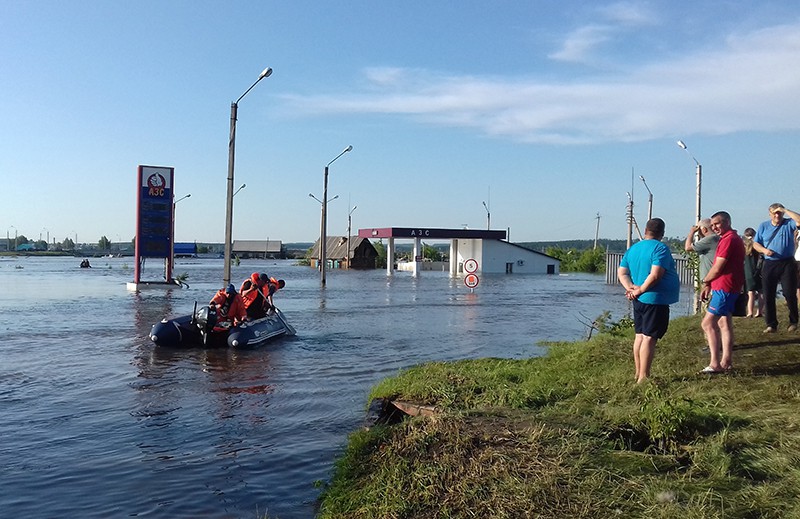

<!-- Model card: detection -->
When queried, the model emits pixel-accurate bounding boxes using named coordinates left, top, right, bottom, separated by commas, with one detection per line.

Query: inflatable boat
left=149, top=304, right=296, bottom=348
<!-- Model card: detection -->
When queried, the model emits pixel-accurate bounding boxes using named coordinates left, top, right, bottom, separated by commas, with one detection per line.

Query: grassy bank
left=318, top=309, right=800, bottom=518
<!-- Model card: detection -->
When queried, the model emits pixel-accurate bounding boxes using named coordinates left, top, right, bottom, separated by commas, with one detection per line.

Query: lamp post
left=310, top=193, right=338, bottom=271
left=347, top=205, right=358, bottom=269
left=482, top=200, right=491, bottom=230
left=320, top=145, right=353, bottom=286
left=677, top=140, right=702, bottom=225
left=639, top=175, right=653, bottom=221
left=6, top=225, right=16, bottom=252
left=170, top=193, right=191, bottom=281
left=224, top=67, right=273, bottom=287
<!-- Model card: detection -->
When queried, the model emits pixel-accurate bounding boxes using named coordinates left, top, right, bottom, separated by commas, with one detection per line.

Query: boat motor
left=194, top=305, right=218, bottom=345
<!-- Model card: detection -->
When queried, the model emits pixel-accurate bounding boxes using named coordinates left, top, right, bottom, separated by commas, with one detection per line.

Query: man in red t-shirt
left=699, top=211, right=745, bottom=373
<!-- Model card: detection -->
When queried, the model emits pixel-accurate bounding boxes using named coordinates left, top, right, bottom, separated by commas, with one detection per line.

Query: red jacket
left=240, top=273, right=267, bottom=309
left=210, top=289, right=246, bottom=324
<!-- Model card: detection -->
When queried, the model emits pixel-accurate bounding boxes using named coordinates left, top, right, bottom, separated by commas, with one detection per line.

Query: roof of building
left=358, top=227, right=507, bottom=240
left=309, top=236, right=375, bottom=259
left=232, top=240, right=282, bottom=254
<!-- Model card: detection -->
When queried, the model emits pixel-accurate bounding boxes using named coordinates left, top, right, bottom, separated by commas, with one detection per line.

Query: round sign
left=464, top=273, right=480, bottom=289
left=464, top=258, right=478, bottom=273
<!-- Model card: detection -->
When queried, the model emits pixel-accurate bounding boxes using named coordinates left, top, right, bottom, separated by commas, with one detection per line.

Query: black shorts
left=632, top=299, right=670, bottom=339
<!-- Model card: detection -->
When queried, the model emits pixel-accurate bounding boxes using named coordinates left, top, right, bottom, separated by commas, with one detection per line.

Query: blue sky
left=3, top=1, right=800, bottom=246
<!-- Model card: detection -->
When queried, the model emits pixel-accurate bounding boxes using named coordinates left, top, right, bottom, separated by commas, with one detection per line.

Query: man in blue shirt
left=753, top=203, right=800, bottom=333
left=618, top=218, right=681, bottom=383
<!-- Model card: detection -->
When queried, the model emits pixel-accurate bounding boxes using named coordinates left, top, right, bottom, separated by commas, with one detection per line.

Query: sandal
left=698, top=366, right=724, bottom=374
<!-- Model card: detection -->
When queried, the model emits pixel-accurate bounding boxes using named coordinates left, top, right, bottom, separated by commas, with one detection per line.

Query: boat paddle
left=256, top=285, right=296, bottom=336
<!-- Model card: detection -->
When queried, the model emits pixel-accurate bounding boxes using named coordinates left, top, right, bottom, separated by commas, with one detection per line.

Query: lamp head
left=344, top=145, right=353, bottom=153
left=259, top=67, right=273, bottom=79
left=639, top=175, right=645, bottom=182
left=677, top=140, right=687, bottom=150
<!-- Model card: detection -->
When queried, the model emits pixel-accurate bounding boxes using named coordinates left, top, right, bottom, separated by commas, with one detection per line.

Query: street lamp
left=639, top=175, right=653, bottom=221
left=347, top=205, right=358, bottom=269
left=482, top=200, right=491, bottom=230
left=677, top=140, right=702, bottom=225
left=309, top=193, right=338, bottom=205
left=233, top=183, right=246, bottom=197
left=6, top=225, right=16, bottom=252
left=310, top=193, right=338, bottom=271
left=320, top=145, right=353, bottom=286
left=224, top=67, right=273, bottom=287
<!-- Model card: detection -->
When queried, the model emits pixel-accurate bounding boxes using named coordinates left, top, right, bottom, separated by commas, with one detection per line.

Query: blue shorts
left=707, top=290, right=738, bottom=316
left=632, top=299, right=670, bottom=339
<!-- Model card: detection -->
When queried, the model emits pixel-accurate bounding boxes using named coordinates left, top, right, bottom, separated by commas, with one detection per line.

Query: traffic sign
left=464, top=273, right=480, bottom=289
left=464, top=258, right=478, bottom=273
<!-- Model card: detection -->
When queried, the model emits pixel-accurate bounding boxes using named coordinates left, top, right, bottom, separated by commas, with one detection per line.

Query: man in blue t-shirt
left=618, top=218, right=681, bottom=383
left=753, top=203, right=800, bottom=333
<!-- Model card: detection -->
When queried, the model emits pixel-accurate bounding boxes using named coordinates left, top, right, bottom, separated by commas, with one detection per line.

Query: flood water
left=0, top=256, right=694, bottom=518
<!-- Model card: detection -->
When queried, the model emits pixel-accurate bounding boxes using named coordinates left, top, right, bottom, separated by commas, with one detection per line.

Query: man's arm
left=618, top=266, right=634, bottom=292
left=631, top=264, right=665, bottom=299
left=783, top=208, right=800, bottom=226
left=684, top=226, right=699, bottom=252
left=703, top=257, right=728, bottom=285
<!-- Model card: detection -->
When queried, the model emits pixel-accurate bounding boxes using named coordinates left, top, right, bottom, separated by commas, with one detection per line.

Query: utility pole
left=626, top=193, right=634, bottom=249
left=593, top=213, right=601, bottom=249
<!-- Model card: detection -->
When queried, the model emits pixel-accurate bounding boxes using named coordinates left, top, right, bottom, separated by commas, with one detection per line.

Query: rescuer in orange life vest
left=209, top=284, right=247, bottom=326
left=240, top=272, right=285, bottom=319
left=264, top=276, right=285, bottom=310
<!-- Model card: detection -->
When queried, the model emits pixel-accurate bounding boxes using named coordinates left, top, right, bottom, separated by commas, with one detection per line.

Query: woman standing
left=743, top=227, right=763, bottom=318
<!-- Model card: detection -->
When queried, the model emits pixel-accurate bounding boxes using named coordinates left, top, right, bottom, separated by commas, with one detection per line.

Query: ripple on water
left=0, top=259, right=694, bottom=518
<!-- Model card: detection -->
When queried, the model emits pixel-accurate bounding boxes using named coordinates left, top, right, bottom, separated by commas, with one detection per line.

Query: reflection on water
left=0, top=257, right=693, bottom=518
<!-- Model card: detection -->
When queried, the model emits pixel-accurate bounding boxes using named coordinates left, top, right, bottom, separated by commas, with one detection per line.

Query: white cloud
left=548, top=25, right=613, bottom=63
left=280, top=21, right=800, bottom=145
left=597, top=1, right=657, bottom=26
left=549, top=2, right=657, bottom=63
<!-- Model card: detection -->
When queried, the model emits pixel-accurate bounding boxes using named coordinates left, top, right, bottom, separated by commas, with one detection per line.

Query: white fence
left=605, top=252, right=694, bottom=286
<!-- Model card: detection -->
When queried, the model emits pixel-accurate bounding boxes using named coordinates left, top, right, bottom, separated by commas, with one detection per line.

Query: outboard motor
left=194, top=306, right=218, bottom=345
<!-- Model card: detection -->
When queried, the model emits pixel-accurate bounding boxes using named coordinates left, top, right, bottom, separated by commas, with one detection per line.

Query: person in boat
left=80, top=259, right=92, bottom=268
left=264, top=277, right=286, bottom=312
left=240, top=272, right=272, bottom=320
left=209, top=284, right=246, bottom=326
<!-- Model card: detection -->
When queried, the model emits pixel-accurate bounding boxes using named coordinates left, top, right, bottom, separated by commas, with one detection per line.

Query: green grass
left=318, top=308, right=800, bottom=518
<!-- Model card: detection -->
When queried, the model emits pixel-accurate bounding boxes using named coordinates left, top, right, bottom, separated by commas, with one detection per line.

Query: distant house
left=232, top=240, right=284, bottom=259
left=309, top=236, right=378, bottom=269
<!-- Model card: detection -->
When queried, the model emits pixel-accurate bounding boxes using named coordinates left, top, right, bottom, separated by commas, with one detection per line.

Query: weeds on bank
left=319, top=308, right=800, bottom=518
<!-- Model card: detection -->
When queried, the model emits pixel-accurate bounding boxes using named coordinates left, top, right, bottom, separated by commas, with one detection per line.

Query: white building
left=358, top=227, right=560, bottom=277
left=455, top=238, right=559, bottom=274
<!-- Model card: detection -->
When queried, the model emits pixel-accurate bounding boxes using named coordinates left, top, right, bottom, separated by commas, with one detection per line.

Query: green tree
left=575, top=248, right=606, bottom=273
left=62, top=237, right=75, bottom=250
left=423, top=242, right=442, bottom=261
left=373, top=240, right=387, bottom=269
left=98, top=236, right=111, bottom=250
left=546, top=246, right=606, bottom=273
